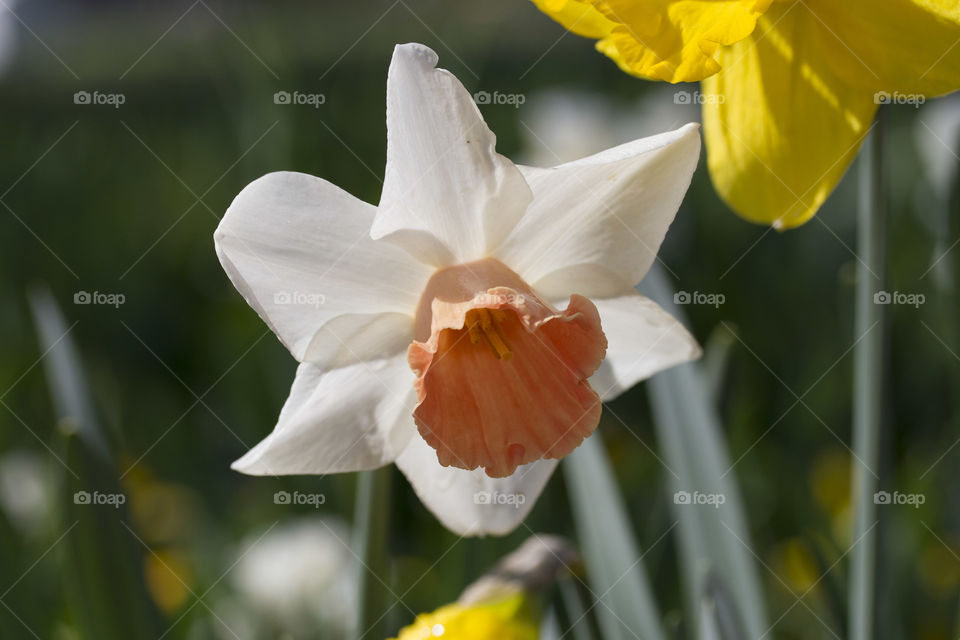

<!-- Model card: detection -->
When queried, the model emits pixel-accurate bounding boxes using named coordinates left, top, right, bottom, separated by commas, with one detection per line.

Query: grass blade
left=29, top=287, right=163, bottom=639
left=849, top=111, right=886, bottom=640
left=29, top=287, right=108, bottom=459
left=556, top=577, right=596, bottom=640
left=352, top=466, right=394, bottom=639
left=564, top=431, right=667, bottom=640
left=640, top=268, right=769, bottom=640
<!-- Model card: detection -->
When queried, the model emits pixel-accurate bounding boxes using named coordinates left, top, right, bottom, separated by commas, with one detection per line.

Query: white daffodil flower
left=231, top=518, right=356, bottom=635
left=215, top=42, right=702, bottom=536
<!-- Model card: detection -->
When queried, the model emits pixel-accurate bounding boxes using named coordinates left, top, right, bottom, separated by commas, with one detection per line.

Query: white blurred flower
left=0, top=449, right=51, bottom=537
left=520, top=85, right=700, bottom=166
left=913, top=93, right=960, bottom=288
left=915, top=92, right=960, bottom=201
left=231, top=517, right=356, bottom=635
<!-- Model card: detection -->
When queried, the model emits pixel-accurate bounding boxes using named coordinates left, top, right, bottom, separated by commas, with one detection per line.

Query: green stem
left=849, top=111, right=886, bottom=640
left=353, top=466, right=394, bottom=640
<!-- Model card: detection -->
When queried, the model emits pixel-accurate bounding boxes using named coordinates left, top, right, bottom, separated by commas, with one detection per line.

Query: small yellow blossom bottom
left=390, top=593, right=539, bottom=640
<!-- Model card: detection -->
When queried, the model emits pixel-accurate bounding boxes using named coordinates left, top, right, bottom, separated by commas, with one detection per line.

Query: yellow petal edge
left=529, top=0, right=619, bottom=39
left=530, top=0, right=773, bottom=83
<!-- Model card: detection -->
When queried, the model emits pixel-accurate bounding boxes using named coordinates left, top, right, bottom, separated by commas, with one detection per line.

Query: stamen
left=465, top=308, right=514, bottom=361
left=468, top=323, right=484, bottom=345
left=481, top=320, right=513, bottom=361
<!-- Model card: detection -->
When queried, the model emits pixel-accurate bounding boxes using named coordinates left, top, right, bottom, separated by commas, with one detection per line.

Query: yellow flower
left=389, top=535, right=578, bottom=639
left=389, top=593, right=539, bottom=640
left=530, top=0, right=960, bottom=228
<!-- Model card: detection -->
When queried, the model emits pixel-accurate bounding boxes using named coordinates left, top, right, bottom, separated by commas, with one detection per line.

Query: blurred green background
left=1, top=0, right=958, bottom=638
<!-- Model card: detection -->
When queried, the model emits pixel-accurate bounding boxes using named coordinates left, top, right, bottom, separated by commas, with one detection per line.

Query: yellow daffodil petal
left=534, top=0, right=773, bottom=82
left=599, top=0, right=774, bottom=82
left=806, top=0, right=960, bottom=96
left=390, top=593, right=539, bottom=640
left=528, top=0, right=618, bottom=39
left=702, top=2, right=878, bottom=228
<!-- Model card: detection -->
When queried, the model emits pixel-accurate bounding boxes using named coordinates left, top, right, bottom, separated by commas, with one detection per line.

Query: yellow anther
left=481, top=321, right=513, bottom=361
left=477, top=308, right=493, bottom=329
left=468, top=323, right=484, bottom=345
left=491, top=309, right=509, bottom=323
left=465, top=308, right=514, bottom=361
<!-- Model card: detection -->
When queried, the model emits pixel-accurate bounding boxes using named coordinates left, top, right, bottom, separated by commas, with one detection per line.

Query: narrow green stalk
left=353, top=467, right=394, bottom=640
left=849, top=112, right=886, bottom=640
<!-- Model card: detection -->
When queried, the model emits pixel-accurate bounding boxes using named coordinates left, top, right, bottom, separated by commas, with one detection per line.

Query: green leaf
left=29, top=287, right=108, bottom=459
left=700, top=325, right=736, bottom=406
left=553, top=576, right=596, bottom=640
left=352, top=466, right=395, bottom=639
left=640, top=268, right=769, bottom=640
left=564, top=432, right=667, bottom=640
left=849, top=113, right=886, bottom=640
left=58, top=431, right=165, bottom=639
left=29, top=287, right=163, bottom=640
left=541, top=609, right=562, bottom=640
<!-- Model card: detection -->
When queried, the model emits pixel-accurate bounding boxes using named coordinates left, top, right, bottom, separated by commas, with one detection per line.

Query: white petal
left=303, top=313, right=415, bottom=372
left=494, top=124, right=701, bottom=300
left=232, top=356, right=416, bottom=475
left=394, top=434, right=557, bottom=537
left=372, top=43, right=533, bottom=266
left=589, top=294, right=701, bottom=401
left=215, top=171, right=432, bottom=366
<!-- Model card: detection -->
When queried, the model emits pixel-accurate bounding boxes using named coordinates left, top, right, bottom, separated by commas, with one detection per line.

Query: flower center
left=465, top=308, right=513, bottom=361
